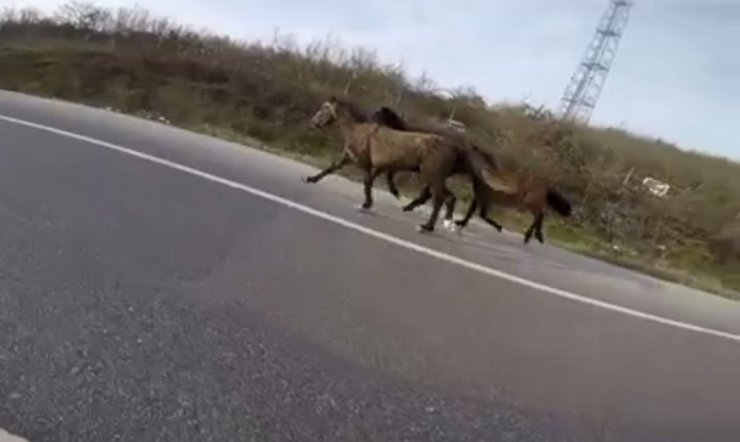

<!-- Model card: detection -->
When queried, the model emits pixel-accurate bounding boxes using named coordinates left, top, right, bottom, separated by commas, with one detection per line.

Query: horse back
left=372, top=126, right=449, bottom=162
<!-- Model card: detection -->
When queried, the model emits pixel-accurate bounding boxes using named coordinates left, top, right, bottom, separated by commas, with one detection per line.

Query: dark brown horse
left=304, top=96, right=462, bottom=232
left=456, top=169, right=572, bottom=243
left=372, top=106, right=573, bottom=244
left=370, top=106, right=505, bottom=232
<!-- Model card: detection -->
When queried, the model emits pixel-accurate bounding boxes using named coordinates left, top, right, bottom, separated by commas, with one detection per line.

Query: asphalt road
left=1, top=90, right=740, bottom=442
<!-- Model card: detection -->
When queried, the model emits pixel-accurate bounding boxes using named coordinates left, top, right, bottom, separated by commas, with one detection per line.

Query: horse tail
left=463, top=149, right=515, bottom=194
left=463, top=148, right=492, bottom=182
left=471, top=143, right=498, bottom=168
left=545, top=188, right=572, bottom=217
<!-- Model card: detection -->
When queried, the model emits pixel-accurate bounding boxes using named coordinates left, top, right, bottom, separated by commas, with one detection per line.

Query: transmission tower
left=559, top=0, right=633, bottom=124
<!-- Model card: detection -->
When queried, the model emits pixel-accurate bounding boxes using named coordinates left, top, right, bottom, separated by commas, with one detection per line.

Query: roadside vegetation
left=1, top=2, right=738, bottom=297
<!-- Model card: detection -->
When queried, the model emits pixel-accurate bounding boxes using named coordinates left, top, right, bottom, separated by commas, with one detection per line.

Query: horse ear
left=328, top=95, right=337, bottom=103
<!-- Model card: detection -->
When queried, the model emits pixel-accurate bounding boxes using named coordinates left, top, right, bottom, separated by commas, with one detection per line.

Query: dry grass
left=1, top=2, right=738, bottom=297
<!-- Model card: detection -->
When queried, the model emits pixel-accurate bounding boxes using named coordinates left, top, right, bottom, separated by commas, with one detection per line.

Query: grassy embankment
left=2, top=3, right=738, bottom=297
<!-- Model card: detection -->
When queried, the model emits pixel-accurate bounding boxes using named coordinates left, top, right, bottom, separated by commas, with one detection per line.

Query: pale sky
left=11, top=0, right=740, bottom=159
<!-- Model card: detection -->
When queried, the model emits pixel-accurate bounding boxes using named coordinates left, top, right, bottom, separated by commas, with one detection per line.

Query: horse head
left=310, top=96, right=339, bottom=128
left=310, top=95, right=369, bottom=128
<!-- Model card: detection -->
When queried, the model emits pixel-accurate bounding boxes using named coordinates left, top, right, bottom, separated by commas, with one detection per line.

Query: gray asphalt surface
left=1, top=90, right=740, bottom=442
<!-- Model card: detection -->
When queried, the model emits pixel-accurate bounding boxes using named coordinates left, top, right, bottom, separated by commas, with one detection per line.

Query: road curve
left=1, top=89, right=739, bottom=442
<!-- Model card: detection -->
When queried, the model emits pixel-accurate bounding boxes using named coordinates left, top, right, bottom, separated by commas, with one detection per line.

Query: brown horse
left=455, top=169, right=573, bottom=244
left=372, top=106, right=573, bottom=244
left=370, top=106, right=505, bottom=232
left=304, top=96, right=462, bottom=232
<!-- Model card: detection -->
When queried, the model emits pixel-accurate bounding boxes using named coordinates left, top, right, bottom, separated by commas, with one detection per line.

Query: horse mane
left=371, top=106, right=466, bottom=140
left=371, top=106, right=447, bottom=137
left=370, top=106, right=408, bottom=130
left=331, top=97, right=369, bottom=123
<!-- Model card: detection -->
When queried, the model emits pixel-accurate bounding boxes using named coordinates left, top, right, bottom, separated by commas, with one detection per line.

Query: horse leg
left=523, top=212, right=543, bottom=244
left=534, top=212, right=546, bottom=244
left=402, top=186, right=432, bottom=212
left=478, top=200, right=504, bottom=232
left=418, top=183, right=451, bottom=233
left=456, top=177, right=485, bottom=230
left=521, top=190, right=546, bottom=243
left=455, top=198, right=477, bottom=228
left=360, top=167, right=384, bottom=210
left=442, top=191, right=457, bottom=231
left=385, top=170, right=401, bottom=199
left=416, top=149, right=457, bottom=233
left=304, top=152, right=351, bottom=183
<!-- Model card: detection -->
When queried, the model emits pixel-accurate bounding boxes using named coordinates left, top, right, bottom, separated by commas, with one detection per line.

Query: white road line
left=0, top=428, right=30, bottom=442
left=2, top=113, right=740, bottom=345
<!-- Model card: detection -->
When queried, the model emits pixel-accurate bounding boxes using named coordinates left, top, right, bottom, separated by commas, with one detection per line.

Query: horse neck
left=335, top=111, right=364, bottom=141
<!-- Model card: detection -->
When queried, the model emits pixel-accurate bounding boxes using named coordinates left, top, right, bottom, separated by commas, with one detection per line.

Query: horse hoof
left=356, top=204, right=372, bottom=212
left=303, top=176, right=316, bottom=184
left=416, top=224, right=433, bottom=233
left=444, top=220, right=461, bottom=233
